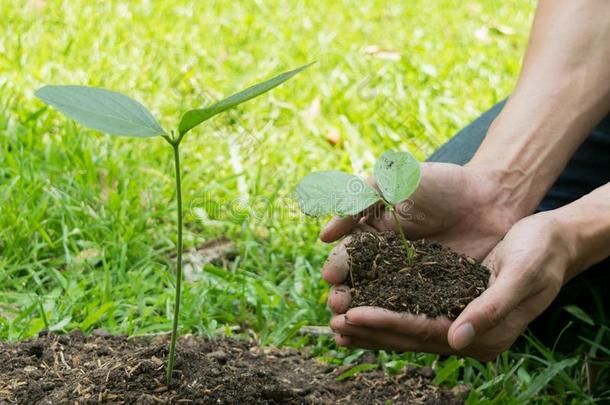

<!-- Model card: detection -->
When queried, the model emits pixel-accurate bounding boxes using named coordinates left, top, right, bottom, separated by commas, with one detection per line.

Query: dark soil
left=0, top=330, right=466, bottom=404
left=346, top=231, right=490, bottom=319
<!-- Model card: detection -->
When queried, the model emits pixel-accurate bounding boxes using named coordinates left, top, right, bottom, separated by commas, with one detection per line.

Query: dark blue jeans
left=428, top=101, right=610, bottom=347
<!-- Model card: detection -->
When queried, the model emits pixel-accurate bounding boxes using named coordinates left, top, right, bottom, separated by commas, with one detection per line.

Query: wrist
left=465, top=95, right=595, bottom=220
left=463, top=161, right=534, bottom=226
left=536, top=211, right=580, bottom=284
left=544, top=186, right=610, bottom=282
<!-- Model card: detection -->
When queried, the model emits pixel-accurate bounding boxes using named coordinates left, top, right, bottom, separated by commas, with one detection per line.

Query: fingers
left=331, top=314, right=453, bottom=354
left=322, top=237, right=351, bottom=284
left=320, top=215, right=361, bottom=243
left=337, top=335, right=455, bottom=355
left=330, top=314, right=373, bottom=337
left=319, top=207, right=381, bottom=243
left=327, top=286, right=351, bottom=314
left=366, top=199, right=416, bottom=233
left=334, top=334, right=352, bottom=347
left=344, top=306, right=451, bottom=343
left=448, top=270, right=528, bottom=351
left=332, top=312, right=502, bottom=360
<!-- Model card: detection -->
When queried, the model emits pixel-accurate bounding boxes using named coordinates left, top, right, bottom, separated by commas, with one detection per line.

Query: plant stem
left=166, top=141, right=183, bottom=384
left=390, top=206, right=414, bottom=263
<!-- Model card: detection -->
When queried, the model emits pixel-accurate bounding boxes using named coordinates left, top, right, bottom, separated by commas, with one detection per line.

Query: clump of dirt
left=0, top=330, right=466, bottom=404
left=346, top=231, right=490, bottom=319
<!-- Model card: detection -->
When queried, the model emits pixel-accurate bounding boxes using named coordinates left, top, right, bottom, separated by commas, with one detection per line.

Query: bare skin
left=320, top=163, right=519, bottom=263
left=329, top=212, right=570, bottom=361
left=322, top=0, right=610, bottom=361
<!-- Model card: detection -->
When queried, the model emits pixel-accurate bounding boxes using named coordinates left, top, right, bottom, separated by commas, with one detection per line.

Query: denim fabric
left=426, top=101, right=610, bottom=347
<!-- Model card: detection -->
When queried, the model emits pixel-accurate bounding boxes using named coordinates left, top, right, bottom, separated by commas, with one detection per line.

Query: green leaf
left=295, top=171, right=380, bottom=217
left=79, top=302, right=114, bottom=331
left=516, top=358, right=578, bottom=401
left=336, top=363, right=378, bottom=381
left=374, top=150, right=421, bottom=204
left=178, top=62, right=313, bottom=135
left=35, top=85, right=165, bottom=137
left=563, top=305, right=595, bottom=326
left=49, top=316, right=72, bottom=332
left=579, top=336, right=610, bottom=356
left=432, top=358, right=463, bottom=385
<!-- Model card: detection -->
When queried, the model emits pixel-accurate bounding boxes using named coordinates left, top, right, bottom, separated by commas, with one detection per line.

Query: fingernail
left=452, top=323, right=475, bottom=350
left=344, top=314, right=354, bottom=325
left=336, top=334, right=351, bottom=346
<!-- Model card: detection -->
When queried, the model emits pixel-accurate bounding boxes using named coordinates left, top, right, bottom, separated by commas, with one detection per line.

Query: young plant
left=295, top=150, right=421, bottom=261
left=35, top=62, right=311, bottom=384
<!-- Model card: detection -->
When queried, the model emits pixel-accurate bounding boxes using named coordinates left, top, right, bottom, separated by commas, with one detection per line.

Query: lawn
left=1, top=0, right=607, bottom=403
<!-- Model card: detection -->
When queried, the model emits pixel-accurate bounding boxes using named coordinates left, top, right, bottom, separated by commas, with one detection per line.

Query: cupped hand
left=329, top=212, right=574, bottom=361
left=322, top=162, right=519, bottom=290
left=321, top=162, right=519, bottom=263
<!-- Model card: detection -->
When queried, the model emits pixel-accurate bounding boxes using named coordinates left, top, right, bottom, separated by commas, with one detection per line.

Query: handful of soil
left=346, top=231, right=490, bottom=319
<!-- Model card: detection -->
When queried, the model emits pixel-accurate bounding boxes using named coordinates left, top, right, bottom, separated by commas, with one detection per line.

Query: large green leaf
left=35, top=85, right=165, bottom=137
left=295, top=171, right=380, bottom=217
left=178, top=62, right=313, bottom=135
left=373, top=150, right=421, bottom=205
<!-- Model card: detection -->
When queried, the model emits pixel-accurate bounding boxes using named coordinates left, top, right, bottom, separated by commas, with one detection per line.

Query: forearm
left=468, top=0, right=610, bottom=219
left=548, top=182, right=610, bottom=282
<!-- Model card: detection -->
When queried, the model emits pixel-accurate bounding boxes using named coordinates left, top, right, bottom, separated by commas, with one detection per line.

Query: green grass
left=1, top=0, right=609, bottom=403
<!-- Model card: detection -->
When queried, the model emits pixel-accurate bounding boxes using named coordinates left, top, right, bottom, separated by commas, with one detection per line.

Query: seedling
left=295, top=150, right=421, bottom=261
left=35, top=62, right=311, bottom=384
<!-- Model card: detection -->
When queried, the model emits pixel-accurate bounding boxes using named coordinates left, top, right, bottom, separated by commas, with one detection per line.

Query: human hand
left=321, top=162, right=519, bottom=266
left=329, top=212, right=574, bottom=361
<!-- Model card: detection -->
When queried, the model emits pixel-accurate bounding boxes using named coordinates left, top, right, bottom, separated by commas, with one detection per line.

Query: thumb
left=320, top=213, right=378, bottom=242
left=447, top=267, right=527, bottom=351
left=320, top=215, right=362, bottom=242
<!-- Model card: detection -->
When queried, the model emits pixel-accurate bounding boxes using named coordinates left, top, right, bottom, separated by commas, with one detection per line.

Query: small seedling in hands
left=35, top=62, right=311, bottom=384
left=295, top=150, right=421, bottom=261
